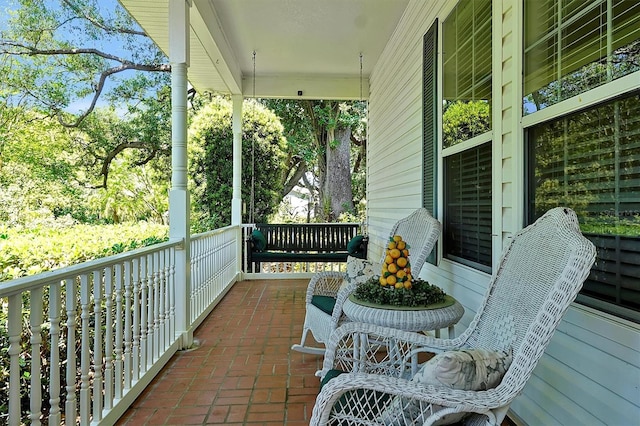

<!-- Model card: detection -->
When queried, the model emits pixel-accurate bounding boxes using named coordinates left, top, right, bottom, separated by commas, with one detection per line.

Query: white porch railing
left=0, top=225, right=240, bottom=425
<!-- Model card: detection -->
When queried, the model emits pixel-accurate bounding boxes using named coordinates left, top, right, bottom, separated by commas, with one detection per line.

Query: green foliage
left=580, top=215, right=640, bottom=237
left=442, top=100, right=491, bottom=147
left=353, top=277, right=447, bottom=307
left=1, top=0, right=167, bottom=122
left=0, top=221, right=168, bottom=281
left=189, top=97, right=287, bottom=230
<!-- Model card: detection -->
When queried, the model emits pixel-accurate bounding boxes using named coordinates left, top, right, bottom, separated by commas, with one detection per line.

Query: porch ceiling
left=118, top=0, right=410, bottom=100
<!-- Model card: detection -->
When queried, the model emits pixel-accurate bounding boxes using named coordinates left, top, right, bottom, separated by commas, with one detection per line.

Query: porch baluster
left=92, top=270, right=103, bottom=420
left=146, top=253, right=155, bottom=364
left=48, top=282, right=62, bottom=425
left=124, top=260, right=134, bottom=387
left=29, top=287, right=43, bottom=425
left=158, top=250, right=166, bottom=351
left=65, top=277, right=78, bottom=425
left=104, top=266, right=114, bottom=409
left=132, top=258, right=141, bottom=380
left=8, top=294, right=21, bottom=425
left=140, top=256, right=149, bottom=370
left=79, top=274, right=91, bottom=423
left=152, top=251, right=161, bottom=358
left=168, top=251, right=176, bottom=342
left=114, top=263, right=124, bottom=399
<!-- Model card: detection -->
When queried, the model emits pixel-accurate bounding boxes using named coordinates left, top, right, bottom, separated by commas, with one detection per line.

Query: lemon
left=396, top=257, right=407, bottom=268
left=386, top=275, right=397, bottom=285
left=389, top=248, right=401, bottom=259
left=393, top=235, right=403, bottom=242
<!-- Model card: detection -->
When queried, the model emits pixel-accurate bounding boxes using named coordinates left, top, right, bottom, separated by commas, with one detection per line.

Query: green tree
left=189, top=97, right=287, bottom=230
left=264, top=99, right=367, bottom=222
left=0, top=0, right=174, bottom=188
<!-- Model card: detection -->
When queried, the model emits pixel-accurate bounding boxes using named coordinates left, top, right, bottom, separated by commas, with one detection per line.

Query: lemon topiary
left=379, top=235, right=413, bottom=289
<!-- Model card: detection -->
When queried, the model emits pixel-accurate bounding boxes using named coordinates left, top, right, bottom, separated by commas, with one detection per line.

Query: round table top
left=343, top=295, right=465, bottom=332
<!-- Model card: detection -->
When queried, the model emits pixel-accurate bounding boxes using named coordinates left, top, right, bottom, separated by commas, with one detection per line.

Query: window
left=442, top=0, right=493, bottom=270
left=442, top=0, right=492, bottom=148
left=445, top=143, right=492, bottom=272
left=524, top=0, right=640, bottom=114
left=527, top=92, right=640, bottom=323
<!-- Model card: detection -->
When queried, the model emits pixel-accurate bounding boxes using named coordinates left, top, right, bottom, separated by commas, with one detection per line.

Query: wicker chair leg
left=291, top=328, right=326, bottom=355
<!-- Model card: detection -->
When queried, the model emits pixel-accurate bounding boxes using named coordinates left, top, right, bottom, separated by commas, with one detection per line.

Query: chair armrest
left=311, top=373, right=505, bottom=426
left=320, top=322, right=467, bottom=380
left=306, top=271, right=346, bottom=303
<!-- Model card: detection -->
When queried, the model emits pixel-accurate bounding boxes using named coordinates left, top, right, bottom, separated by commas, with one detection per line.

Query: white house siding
left=367, top=0, right=640, bottom=424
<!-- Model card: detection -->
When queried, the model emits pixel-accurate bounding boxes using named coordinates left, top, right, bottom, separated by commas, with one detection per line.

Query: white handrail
left=0, top=225, right=240, bottom=425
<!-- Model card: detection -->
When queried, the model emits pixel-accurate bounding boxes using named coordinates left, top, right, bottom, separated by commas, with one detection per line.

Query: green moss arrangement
left=353, top=276, right=447, bottom=307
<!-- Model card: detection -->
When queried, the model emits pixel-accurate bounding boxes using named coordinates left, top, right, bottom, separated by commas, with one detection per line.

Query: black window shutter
left=423, top=19, right=438, bottom=264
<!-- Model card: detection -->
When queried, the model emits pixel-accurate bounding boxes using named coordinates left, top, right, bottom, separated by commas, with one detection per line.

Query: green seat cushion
left=251, top=229, right=267, bottom=252
left=320, top=369, right=346, bottom=390
left=347, top=235, right=366, bottom=259
left=311, top=295, right=336, bottom=315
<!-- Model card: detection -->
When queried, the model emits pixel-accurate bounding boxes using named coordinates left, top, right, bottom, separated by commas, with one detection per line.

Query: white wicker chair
left=311, top=207, right=597, bottom=425
left=291, top=208, right=442, bottom=355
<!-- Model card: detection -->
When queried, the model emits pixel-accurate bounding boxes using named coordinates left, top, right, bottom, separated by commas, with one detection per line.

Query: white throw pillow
left=379, top=348, right=512, bottom=425
left=413, top=348, right=512, bottom=391
left=345, top=255, right=380, bottom=285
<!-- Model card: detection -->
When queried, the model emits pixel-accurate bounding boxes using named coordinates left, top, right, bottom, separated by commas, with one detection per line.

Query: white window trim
left=522, top=64, right=640, bottom=129
left=442, top=130, right=493, bottom=157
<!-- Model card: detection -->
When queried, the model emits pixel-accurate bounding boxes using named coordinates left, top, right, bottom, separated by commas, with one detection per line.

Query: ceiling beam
left=242, top=75, right=369, bottom=100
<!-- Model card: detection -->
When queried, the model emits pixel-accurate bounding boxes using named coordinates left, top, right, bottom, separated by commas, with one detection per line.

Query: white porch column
left=231, top=95, right=244, bottom=274
left=169, top=0, right=192, bottom=349
left=231, top=95, right=243, bottom=225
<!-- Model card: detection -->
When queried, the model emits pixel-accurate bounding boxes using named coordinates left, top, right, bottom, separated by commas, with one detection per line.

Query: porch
left=115, top=278, right=323, bottom=425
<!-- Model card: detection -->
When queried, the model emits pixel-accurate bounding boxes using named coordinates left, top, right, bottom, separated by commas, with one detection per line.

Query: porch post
left=169, top=0, right=192, bottom=349
left=231, top=95, right=243, bottom=225
left=231, top=95, right=244, bottom=274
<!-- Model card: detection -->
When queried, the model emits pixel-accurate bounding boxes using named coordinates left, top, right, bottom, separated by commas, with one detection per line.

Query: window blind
left=444, top=142, right=492, bottom=272
left=524, top=0, right=640, bottom=112
left=527, top=92, right=640, bottom=322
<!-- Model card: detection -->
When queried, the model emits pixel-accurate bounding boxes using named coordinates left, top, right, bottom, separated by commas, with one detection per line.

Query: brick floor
left=116, top=279, right=323, bottom=425
left=115, top=278, right=516, bottom=426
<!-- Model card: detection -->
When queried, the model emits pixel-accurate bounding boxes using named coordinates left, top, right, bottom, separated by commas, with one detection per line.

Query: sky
left=0, top=0, right=157, bottom=115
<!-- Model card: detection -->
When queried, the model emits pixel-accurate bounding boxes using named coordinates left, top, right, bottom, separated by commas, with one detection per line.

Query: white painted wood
left=29, top=288, right=43, bottom=426
left=92, top=270, right=103, bottom=420
left=369, top=0, right=640, bottom=424
left=0, top=232, right=236, bottom=425
left=48, top=283, right=62, bottom=425
left=8, top=294, right=21, bottom=426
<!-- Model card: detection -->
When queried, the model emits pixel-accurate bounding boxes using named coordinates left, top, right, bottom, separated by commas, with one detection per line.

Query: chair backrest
left=458, top=207, right=596, bottom=395
left=381, top=208, right=442, bottom=277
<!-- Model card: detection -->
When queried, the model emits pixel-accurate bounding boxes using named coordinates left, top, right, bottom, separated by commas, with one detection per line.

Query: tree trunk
left=325, top=127, right=354, bottom=221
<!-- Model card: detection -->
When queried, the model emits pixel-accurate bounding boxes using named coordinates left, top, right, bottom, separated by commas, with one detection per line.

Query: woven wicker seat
left=311, top=207, right=597, bottom=425
left=291, top=208, right=441, bottom=355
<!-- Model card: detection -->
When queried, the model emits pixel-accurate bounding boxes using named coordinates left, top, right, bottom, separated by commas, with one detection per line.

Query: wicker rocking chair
left=291, top=208, right=442, bottom=355
left=311, top=207, right=596, bottom=425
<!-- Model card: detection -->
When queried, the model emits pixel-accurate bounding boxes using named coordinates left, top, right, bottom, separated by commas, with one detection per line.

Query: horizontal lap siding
left=368, top=0, right=445, bottom=262
left=498, top=1, right=640, bottom=424
left=371, top=0, right=640, bottom=424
